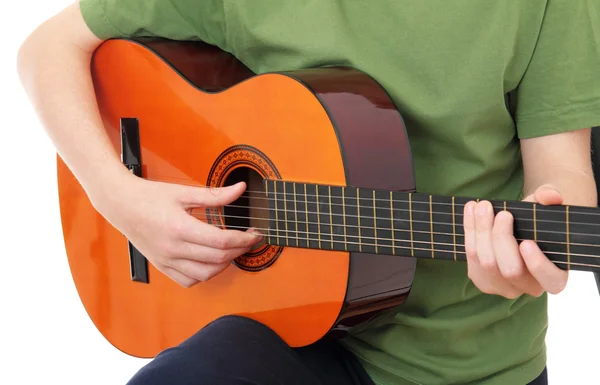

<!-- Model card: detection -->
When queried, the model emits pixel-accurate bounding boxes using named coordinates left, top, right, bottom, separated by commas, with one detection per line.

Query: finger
left=169, top=258, right=231, bottom=282
left=173, top=241, right=252, bottom=264
left=463, top=201, right=477, bottom=263
left=520, top=240, right=569, bottom=295
left=180, top=182, right=247, bottom=208
left=160, top=265, right=200, bottom=288
left=178, top=215, right=263, bottom=249
left=522, top=184, right=562, bottom=205
left=474, top=201, right=497, bottom=271
left=492, top=211, right=544, bottom=297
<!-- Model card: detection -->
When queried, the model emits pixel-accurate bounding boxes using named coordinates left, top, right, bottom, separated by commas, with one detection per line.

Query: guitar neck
left=263, top=180, right=600, bottom=272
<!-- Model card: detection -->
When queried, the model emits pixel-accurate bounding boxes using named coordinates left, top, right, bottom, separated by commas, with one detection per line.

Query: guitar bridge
left=120, top=118, right=149, bottom=284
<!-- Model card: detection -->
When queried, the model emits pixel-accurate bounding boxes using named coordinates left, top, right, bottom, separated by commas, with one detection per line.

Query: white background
left=2, top=1, right=599, bottom=384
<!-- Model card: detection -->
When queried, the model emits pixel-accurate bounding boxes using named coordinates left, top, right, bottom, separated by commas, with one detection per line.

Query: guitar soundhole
left=222, top=167, right=269, bottom=251
left=205, top=144, right=283, bottom=271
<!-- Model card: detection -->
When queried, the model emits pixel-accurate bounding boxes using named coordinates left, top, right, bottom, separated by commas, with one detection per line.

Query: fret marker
left=409, top=193, right=414, bottom=257
left=429, top=195, right=434, bottom=259
left=373, top=190, right=378, bottom=254
left=342, top=187, right=348, bottom=251
left=566, top=206, right=570, bottom=270
left=390, top=191, right=395, bottom=255
left=283, top=182, right=288, bottom=246
left=452, top=196, right=456, bottom=261
left=293, top=183, right=299, bottom=247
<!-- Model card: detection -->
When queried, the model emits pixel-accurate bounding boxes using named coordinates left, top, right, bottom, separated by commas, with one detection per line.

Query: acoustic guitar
left=57, top=38, right=599, bottom=358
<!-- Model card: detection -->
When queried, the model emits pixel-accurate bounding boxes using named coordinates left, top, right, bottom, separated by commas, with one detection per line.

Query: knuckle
left=479, top=257, right=497, bottom=272
left=214, top=237, right=230, bottom=249
left=501, top=266, right=524, bottom=281
left=213, top=251, right=231, bottom=264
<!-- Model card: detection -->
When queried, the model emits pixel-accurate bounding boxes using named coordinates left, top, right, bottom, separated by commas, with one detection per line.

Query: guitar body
left=57, top=38, right=416, bottom=358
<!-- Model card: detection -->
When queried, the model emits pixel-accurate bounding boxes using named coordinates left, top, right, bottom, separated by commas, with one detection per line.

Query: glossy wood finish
left=280, top=68, right=416, bottom=332
left=142, top=39, right=418, bottom=332
left=58, top=39, right=353, bottom=357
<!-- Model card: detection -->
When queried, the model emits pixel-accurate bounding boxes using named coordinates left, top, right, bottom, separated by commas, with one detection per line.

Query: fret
left=283, top=182, right=298, bottom=247
left=452, top=196, right=456, bottom=261
left=294, top=183, right=309, bottom=249
left=315, top=184, right=322, bottom=249
left=357, top=187, right=377, bottom=254
left=561, top=205, right=600, bottom=270
left=265, top=180, right=272, bottom=244
left=429, top=195, right=434, bottom=259
left=357, top=188, right=363, bottom=252
left=329, top=186, right=334, bottom=248
left=293, top=183, right=299, bottom=247
left=343, top=187, right=360, bottom=253
left=329, top=185, right=346, bottom=251
left=430, top=194, right=463, bottom=261
left=342, top=187, right=348, bottom=251
left=390, top=190, right=413, bottom=258
left=519, top=201, right=568, bottom=267
left=373, top=190, right=378, bottom=254
left=533, top=203, right=537, bottom=242
left=409, top=193, right=435, bottom=260
left=373, top=189, right=393, bottom=255
left=566, top=206, right=570, bottom=270
left=274, top=180, right=280, bottom=244
left=317, top=184, right=333, bottom=250
left=390, top=191, right=396, bottom=255
left=408, top=193, right=414, bottom=256
left=304, top=184, right=309, bottom=246
left=304, top=183, right=319, bottom=250
left=283, top=182, right=289, bottom=246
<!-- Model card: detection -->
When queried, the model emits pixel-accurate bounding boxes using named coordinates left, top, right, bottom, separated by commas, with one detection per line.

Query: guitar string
left=141, top=176, right=598, bottom=216
left=197, top=211, right=600, bottom=249
left=215, top=222, right=597, bottom=269
left=214, top=199, right=597, bottom=229
left=145, top=177, right=600, bottom=216
left=196, top=212, right=600, bottom=258
left=195, top=204, right=600, bottom=239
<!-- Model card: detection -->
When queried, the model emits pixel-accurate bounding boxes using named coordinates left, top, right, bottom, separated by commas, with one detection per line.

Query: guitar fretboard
left=263, top=180, right=600, bottom=272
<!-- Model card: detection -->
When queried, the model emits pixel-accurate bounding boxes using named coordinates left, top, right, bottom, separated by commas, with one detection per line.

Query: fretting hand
left=463, top=184, right=569, bottom=299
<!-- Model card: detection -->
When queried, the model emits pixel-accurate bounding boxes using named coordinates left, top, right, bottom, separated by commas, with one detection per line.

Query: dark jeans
left=126, top=315, right=548, bottom=385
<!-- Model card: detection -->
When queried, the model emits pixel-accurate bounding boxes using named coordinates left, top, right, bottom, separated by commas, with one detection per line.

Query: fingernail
left=248, top=228, right=263, bottom=238
left=476, top=202, right=489, bottom=216
left=466, top=202, right=474, bottom=215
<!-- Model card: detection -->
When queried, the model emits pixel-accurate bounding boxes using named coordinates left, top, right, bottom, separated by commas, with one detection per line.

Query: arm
left=17, top=2, right=127, bottom=206
left=463, top=128, right=597, bottom=298
left=521, top=128, right=596, bottom=207
left=18, top=2, right=261, bottom=287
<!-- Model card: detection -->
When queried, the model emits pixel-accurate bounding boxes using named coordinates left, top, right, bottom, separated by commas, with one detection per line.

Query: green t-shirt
left=79, top=1, right=600, bottom=384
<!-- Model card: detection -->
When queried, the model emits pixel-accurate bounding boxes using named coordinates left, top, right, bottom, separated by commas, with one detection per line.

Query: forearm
left=520, top=128, right=597, bottom=207
left=17, top=3, right=131, bottom=206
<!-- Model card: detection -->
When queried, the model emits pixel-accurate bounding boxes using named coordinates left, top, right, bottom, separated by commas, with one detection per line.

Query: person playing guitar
left=17, top=1, right=600, bottom=384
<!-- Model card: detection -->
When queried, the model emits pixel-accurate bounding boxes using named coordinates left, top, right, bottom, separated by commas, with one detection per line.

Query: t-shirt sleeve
left=78, top=0, right=227, bottom=47
left=515, top=0, right=600, bottom=139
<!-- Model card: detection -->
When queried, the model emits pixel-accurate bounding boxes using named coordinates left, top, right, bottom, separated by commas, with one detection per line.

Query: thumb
left=181, top=182, right=247, bottom=208
left=522, top=184, right=563, bottom=205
